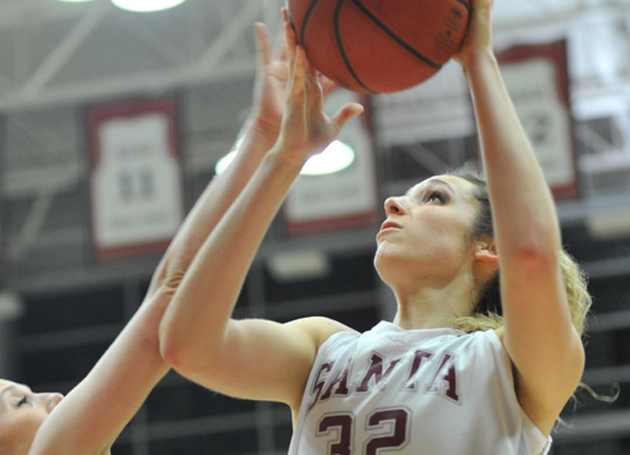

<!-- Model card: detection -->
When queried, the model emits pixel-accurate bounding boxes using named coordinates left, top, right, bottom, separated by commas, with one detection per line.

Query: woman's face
left=374, top=175, right=481, bottom=289
left=0, top=379, right=63, bottom=454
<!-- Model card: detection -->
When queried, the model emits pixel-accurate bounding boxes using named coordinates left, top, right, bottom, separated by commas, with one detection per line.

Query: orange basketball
left=287, top=0, right=471, bottom=94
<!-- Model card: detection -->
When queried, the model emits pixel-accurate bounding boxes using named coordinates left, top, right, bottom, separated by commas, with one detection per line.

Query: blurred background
left=0, top=0, right=629, bottom=454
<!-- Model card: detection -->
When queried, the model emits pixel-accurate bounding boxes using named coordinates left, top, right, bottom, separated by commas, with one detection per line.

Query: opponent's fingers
left=254, top=22, right=272, bottom=67
left=263, top=9, right=288, bottom=64
left=274, top=32, right=289, bottom=64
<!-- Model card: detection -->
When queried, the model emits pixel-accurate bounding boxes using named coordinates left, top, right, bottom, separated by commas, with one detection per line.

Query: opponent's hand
left=248, top=21, right=290, bottom=142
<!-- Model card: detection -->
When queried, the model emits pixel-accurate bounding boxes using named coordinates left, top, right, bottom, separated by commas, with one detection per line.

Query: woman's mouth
left=380, top=221, right=402, bottom=232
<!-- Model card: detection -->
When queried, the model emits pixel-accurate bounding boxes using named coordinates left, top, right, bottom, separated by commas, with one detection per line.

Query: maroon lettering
left=357, top=353, right=401, bottom=392
left=320, top=358, right=351, bottom=400
left=426, top=353, right=460, bottom=402
left=308, top=362, right=333, bottom=411
left=318, top=414, right=353, bottom=455
left=402, top=349, right=433, bottom=391
left=316, top=409, right=410, bottom=455
left=365, top=409, right=409, bottom=455
left=310, top=347, right=462, bottom=414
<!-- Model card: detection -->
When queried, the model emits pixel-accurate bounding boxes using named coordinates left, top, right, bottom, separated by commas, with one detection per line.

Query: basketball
left=287, top=0, right=471, bottom=94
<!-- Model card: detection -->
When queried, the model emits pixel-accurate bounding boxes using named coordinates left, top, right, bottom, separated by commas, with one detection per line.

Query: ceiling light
left=111, top=0, right=186, bottom=12
left=301, top=140, right=355, bottom=176
left=215, top=140, right=355, bottom=176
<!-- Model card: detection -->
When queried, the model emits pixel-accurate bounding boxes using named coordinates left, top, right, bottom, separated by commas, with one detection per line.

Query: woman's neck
left=392, top=279, right=475, bottom=330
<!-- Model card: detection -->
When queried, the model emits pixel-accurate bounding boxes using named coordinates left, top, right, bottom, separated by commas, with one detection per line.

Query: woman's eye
left=16, top=396, right=28, bottom=408
left=426, top=191, right=446, bottom=204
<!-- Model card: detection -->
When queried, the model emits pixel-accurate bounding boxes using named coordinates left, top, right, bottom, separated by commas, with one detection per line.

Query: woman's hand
left=272, top=19, right=363, bottom=167
left=453, top=0, right=494, bottom=70
left=248, top=8, right=339, bottom=147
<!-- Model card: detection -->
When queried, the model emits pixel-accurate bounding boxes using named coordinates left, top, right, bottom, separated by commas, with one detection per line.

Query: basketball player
left=159, top=1, right=591, bottom=454
left=0, top=21, right=299, bottom=455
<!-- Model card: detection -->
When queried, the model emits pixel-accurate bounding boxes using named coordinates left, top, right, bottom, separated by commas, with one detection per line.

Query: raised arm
left=455, top=0, right=584, bottom=434
left=28, top=21, right=308, bottom=455
left=148, top=22, right=299, bottom=297
left=159, top=21, right=362, bottom=411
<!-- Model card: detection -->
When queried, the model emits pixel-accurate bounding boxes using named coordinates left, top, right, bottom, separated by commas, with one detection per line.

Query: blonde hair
left=453, top=249, right=592, bottom=335
left=446, top=170, right=591, bottom=336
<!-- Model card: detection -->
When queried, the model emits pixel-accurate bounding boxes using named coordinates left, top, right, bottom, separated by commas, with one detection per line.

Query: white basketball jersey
left=288, top=321, right=551, bottom=455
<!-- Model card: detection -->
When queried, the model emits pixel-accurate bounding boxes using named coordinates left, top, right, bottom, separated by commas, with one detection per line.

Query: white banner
left=89, top=99, right=184, bottom=259
left=497, top=40, right=578, bottom=199
left=501, top=59, right=574, bottom=189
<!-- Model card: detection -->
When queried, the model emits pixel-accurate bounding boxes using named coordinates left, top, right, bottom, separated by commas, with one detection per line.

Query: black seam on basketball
left=287, top=11, right=296, bottom=33
left=300, top=0, right=320, bottom=45
left=351, top=0, right=442, bottom=70
left=454, top=0, right=472, bottom=12
left=335, top=0, right=376, bottom=93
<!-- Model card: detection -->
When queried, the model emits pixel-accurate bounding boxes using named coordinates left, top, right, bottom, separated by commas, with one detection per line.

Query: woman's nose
left=39, top=392, right=64, bottom=413
left=384, top=196, right=405, bottom=216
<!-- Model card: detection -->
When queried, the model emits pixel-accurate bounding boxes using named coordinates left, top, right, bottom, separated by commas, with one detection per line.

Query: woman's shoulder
left=286, top=316, right=359, bottom=350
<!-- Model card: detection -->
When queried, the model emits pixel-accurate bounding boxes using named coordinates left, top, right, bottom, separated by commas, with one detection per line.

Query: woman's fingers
left=331, top=103, right=365, bottom=132
left=282, top=6, right=337, bottom=101
left=280, top=24, right=363, bottom=158
left=320, top=74, right=338, bottom=100
left=284, top=17, right=297, bottom=70
left=453, top=0, right=494, bottom=65
left=288, top=44, right=307, bottom=102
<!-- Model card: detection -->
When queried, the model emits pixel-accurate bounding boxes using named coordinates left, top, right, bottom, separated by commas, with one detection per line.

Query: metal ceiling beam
left=18, top=5, right=109, bottom=102
left=8, top=189, right=55, bottom=261
left=0, top=0, right=627, bottom=113
left=0, top=58, right=255, bottom=112
left=197, top=0, right=262, bottom=68
left=0, top=0, right=103, bottom=30
left=118, top=13, right=189, bottom=65
left=0, top=0, right=274, bottom=113
left=0, top=69, right=16, bottom=92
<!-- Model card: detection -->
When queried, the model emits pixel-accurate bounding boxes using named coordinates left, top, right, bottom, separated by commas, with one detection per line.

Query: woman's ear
left=474, top=237, right=498, bottom=264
